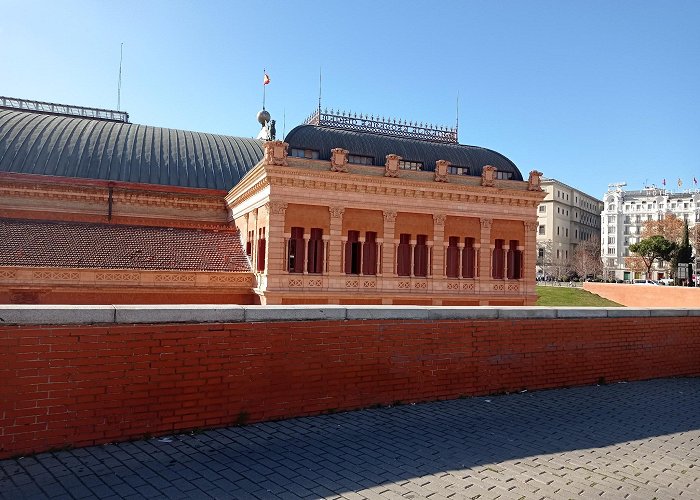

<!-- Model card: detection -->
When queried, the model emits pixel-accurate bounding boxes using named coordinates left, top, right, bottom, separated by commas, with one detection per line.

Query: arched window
left=307, top=228, right=324, bottom=274
left=462, top=237, right=476, bottom=278
left=446, top=237, right=459, bottom=277
left=288, top=227, right=305, bottom=273
left=492, top=239, right=505, bottom=279
left=345, top=230, right=361, bottom=274
left=507, top=240, right=522, bottom=279
left=256, top=228, right=266, bottom=272
left=414, top=235, right=428, bottom=277
left=397, top=234, right=411, bottom=276
left=362, top=232, right=378, bottom=275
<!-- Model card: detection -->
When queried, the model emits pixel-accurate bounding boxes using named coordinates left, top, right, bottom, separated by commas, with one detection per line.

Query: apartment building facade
left=601, top=183, right=700, bottom=280
left=536, top=178, right=602, bottom=278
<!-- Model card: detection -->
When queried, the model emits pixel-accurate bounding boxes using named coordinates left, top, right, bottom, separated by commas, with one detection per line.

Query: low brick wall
left=1, top=305, right=698, bottom=459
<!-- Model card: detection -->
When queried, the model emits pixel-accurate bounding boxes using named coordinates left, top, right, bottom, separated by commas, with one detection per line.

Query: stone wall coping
left=1, top=305, right=699, bottom=325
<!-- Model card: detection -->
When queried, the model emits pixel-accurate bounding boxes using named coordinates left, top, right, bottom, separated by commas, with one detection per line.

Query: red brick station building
left=0, top=97, right=545, bottom=305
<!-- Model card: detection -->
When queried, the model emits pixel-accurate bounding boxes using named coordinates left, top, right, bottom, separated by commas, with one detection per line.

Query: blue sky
left=2, top=1, right=699, bottom=198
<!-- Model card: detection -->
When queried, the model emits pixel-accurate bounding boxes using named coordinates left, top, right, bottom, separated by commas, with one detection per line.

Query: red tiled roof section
left=0, top=218, right=251, bottom=272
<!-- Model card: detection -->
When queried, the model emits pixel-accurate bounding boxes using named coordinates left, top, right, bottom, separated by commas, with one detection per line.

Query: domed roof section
left=284, top=124, right=522, bottom=181
left=0, top=109, right=264, bottom=191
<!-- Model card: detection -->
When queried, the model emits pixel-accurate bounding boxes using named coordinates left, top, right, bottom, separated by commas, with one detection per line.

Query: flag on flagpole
left=694, top=177, right=697, bottom=185
left=662, top=178, right=666, bottom=186
left=263, top=73, right=270, bottom=85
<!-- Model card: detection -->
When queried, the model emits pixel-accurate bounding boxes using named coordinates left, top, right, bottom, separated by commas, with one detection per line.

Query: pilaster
left=432, top=214, right=446, bottom=278
left=329, top=206, right=345, bottom=274
left=479, top=218, right=492, bottom=279
left=524, top=221, right=538, bottom=298
left=266, top=202, right=287, bottom=272
left=382, top=210, right=397, bottom=276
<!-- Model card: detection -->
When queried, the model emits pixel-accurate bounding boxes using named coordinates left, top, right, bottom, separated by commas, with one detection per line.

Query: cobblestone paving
left=1, top=378, right=699, bottom=499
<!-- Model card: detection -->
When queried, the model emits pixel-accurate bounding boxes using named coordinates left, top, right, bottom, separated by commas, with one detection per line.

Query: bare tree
left=642, top=213, right=684, bottom=242
left=571, top=236, right=602, bottom=278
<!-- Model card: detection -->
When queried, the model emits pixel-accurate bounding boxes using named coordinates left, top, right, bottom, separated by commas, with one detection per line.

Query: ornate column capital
left=268, top=201, right=288, bottom=216
left=480, top=218, right=493, bottom=229
left=433, top=213, right=446, bottom=226
left=329, top=206, right=345, bottom=219
left=383, top=210, right=397, bottom=223
left=524, top=221, right=539, bottom=233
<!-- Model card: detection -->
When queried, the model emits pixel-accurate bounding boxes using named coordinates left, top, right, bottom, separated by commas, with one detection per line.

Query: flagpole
left=262, top=68, right=266, bottom=110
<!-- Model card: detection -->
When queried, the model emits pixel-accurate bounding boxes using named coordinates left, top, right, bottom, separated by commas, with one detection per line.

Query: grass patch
left=536, top=286, right=622, bottom=307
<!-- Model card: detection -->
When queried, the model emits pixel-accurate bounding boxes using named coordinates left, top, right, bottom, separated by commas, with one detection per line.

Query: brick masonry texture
left=1, top=316, right=699, bottom=459
left=0, top=217, right=250, bottom=272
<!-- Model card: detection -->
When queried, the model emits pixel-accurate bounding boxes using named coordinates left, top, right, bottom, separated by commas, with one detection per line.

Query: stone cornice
left=224, top=161, right=268, bottom=208
left=0, top=178, right=226, bottom=212
left=263, top=165, right=546, bottom=208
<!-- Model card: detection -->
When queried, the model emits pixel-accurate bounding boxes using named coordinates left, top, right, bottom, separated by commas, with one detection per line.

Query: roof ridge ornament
left=303, top=108, right=458, bottom=144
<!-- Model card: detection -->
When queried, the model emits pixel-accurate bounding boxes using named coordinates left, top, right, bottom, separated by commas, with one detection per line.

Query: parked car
left=632, top=279, right=661, bottom=285
left=658, top=278, right=674, bottom=286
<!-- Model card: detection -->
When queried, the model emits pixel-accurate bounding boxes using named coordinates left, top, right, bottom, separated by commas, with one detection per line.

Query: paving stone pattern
left=1, top=378, right=699, bottom=499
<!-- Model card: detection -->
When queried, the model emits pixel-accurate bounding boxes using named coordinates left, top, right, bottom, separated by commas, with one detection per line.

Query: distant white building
left=601, top=183, right=700, bottom=280
left=536, top=179, right=602, bottom=278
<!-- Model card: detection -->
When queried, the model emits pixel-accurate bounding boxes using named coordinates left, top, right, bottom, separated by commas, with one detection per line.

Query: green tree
left=629, top=235, right=677, bottom=278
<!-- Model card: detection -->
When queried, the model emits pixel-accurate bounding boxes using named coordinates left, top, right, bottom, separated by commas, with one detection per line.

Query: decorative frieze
left=208, top=274, right=254, bottom=285
left=154, top=274, right=196, bottom=283
left=95, top=272, right=139, bottom=282
left=0, top=269, right=17, bottom=280
left=261, top=169, right=545, bottom=208
left=32, top=270, right=79, bottom=281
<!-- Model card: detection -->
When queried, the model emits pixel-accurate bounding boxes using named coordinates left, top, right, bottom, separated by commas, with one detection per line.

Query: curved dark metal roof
left=0, top=109, right=264, bottom=190
left=284, top=124, right=522, bottom=181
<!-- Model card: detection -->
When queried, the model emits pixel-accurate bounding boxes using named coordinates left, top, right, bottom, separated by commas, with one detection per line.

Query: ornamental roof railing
left=0, top=96, right=130, bottom=123
left=304, top=108, right=457, bottom=144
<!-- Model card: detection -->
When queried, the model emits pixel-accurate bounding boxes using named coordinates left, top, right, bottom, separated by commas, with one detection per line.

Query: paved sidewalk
left=1, top=378, right=699, bottom=499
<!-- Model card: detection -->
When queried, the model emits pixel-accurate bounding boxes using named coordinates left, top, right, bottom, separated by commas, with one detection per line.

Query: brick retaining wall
left=1, top=306, right=698, bottom=458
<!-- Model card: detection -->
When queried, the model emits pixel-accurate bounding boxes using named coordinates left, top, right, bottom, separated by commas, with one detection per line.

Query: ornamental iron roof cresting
left=304, top=108, right=458, bottom=144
